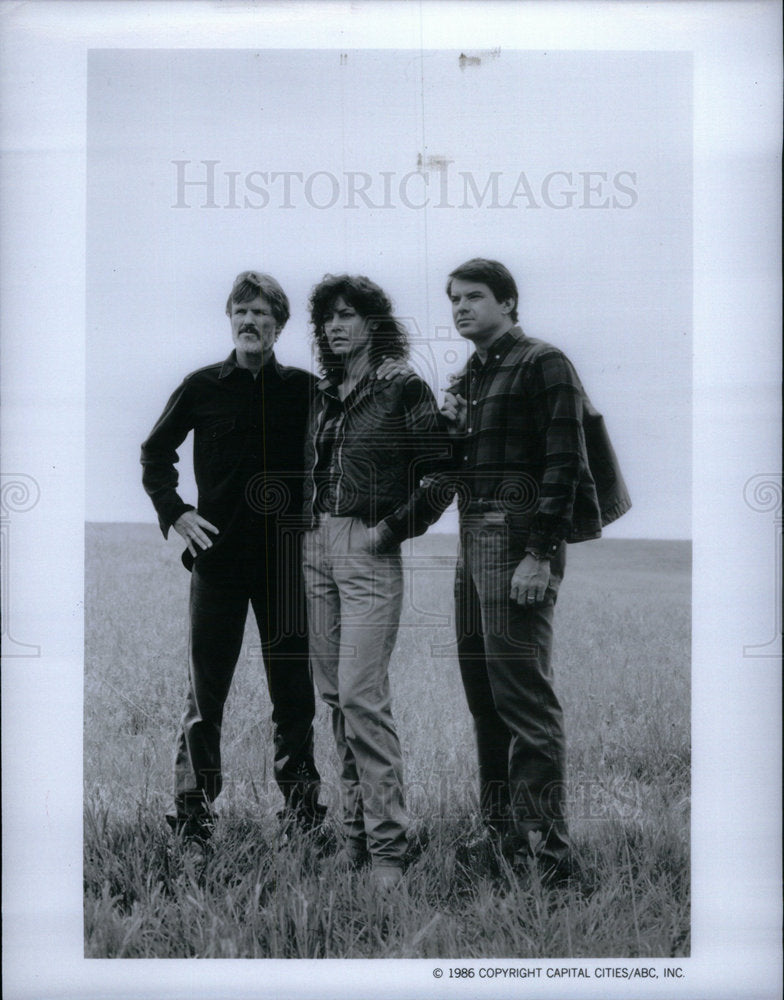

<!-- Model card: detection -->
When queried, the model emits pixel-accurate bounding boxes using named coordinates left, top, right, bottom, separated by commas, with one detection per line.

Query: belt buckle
left=465, top=498, right=502, bottom=518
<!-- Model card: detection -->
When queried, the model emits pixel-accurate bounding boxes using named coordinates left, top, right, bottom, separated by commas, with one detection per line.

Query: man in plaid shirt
left=441, top=258, right=630, bottom=886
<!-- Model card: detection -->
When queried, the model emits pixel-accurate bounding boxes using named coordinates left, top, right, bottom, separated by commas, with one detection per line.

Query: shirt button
left=467, top=427, right=472, bottom=433
left=472, top=400, right=477, bottom=406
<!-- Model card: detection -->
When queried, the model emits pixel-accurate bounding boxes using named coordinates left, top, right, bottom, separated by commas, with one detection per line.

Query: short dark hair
left=445, top=258, right=519, bottom=323
left=225, top=271, right=290, bottom=329
left=308, top=274, right=409, bottom=375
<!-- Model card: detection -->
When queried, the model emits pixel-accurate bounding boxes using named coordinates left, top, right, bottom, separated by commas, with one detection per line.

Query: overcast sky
left=86, top=48, right=691, bottom=536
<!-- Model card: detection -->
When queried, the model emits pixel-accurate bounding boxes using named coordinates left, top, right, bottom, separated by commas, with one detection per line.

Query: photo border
left=1, top=2, right=780, bottom=998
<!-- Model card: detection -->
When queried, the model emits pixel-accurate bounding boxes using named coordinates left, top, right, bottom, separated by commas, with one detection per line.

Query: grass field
left=84, top=524, right=690, bottom=958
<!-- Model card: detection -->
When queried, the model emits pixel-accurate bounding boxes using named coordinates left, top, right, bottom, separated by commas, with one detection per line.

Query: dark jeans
left=456, top=512, right=570, bottom=866
left=172, top=552, right=320, bottom=822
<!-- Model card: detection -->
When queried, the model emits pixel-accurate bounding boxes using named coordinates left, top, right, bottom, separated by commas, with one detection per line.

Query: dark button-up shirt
left=141, top=351, right=315, bottom=578
left=450, top=326, right=631, bottom=556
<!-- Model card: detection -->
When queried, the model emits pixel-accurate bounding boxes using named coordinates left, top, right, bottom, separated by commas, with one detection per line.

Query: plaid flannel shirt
left=450, top=326, right=631, bottom=557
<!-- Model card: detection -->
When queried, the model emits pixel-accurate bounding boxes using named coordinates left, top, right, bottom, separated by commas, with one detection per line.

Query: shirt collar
left=316, top=369, right=374, bottom=401
left=468, top=325, right=525, bottom=372
left=219, top=350, right=291, bottom=380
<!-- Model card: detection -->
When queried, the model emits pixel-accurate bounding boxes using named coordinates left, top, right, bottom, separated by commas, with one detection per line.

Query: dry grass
left=84, top=525, right=690, bottom=958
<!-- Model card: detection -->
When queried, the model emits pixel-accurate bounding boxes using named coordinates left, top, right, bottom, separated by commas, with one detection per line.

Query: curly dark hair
left=309, top=274, right=409, bottom=376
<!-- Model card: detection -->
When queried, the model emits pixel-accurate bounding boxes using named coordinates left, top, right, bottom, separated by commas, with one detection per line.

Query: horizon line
left=84, top=520, right=692, bottom=543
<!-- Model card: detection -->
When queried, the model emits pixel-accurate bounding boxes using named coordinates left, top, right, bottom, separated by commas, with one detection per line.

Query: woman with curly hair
left=302, top=274, right=451, bottom=888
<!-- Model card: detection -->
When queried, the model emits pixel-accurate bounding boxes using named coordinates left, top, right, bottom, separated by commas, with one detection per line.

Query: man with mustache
left=141, top=271, right=325, bottom=845
left=441, top=258, right=631, bottom=887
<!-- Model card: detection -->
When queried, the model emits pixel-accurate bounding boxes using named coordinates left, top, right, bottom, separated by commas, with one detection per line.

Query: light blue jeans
left=302, top=515, right=408, bottom=869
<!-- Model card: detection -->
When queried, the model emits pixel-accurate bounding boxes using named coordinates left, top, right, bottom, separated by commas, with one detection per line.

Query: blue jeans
left=303, top=515, right=408, bottom=869
left=456, top=512, right=570, bottom=866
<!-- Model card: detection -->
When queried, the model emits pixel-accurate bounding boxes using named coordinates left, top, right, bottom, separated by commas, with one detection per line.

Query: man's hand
left=173, top=510, right=219, bottom=557
left=440, top=389, right=467, bottom=436
left=510, top=554, right=551, bottom=607
left=376, top=357, right=413, bottom=380
left=361, top=521, right=396, bottom=554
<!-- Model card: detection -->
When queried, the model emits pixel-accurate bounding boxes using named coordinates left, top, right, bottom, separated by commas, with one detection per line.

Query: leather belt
left=461, top=499, right=508, bottom=514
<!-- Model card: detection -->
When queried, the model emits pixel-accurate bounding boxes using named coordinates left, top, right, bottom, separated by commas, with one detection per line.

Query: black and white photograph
left=1, top=2, right=780, bottom=998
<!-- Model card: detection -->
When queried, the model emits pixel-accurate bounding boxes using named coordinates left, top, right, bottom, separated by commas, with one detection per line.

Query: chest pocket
left=207, top=417, right=237, bottom=441
left=203, top=416, right=248, bottom=478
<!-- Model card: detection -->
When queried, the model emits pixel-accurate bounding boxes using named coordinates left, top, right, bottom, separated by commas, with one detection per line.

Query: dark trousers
left=455, top=513, right=570, bottom=865
left=172, top=552, right=319, bottom=821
